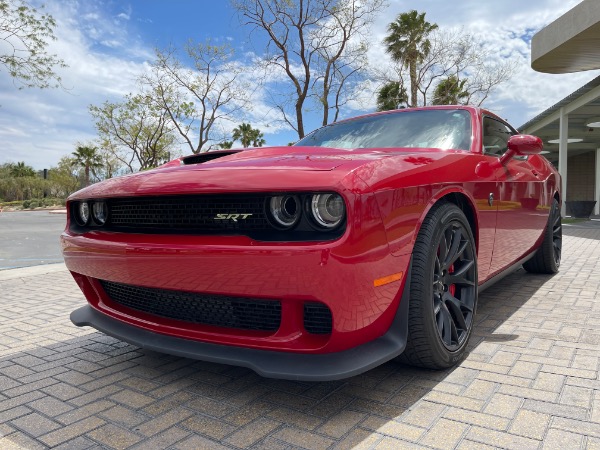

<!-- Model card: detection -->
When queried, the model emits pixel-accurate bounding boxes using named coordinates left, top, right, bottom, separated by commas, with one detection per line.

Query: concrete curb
left=0, top=262, right=67, bottom=281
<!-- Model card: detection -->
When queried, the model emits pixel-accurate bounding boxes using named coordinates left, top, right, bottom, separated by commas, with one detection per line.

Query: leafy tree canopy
left=0, top=0, right=66, bottom=89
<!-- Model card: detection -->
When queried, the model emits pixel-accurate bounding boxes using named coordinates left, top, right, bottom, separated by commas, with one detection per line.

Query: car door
left=483, top=116, right=549, bottom=276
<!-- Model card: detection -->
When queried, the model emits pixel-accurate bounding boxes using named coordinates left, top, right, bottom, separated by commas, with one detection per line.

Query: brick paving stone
left=87, top=423, right=143, bottom=449
left=10, top=412, right=61, bottom=437
left=267, top=407, right=322, bottom=431
left=272, top=426, right=336, bottom=450
left=225, top=417, right=281, bottom=448
left=420, top=418, right=469, bottom=450
left=1, top=221, right=600, bottom=449
left=542, top=428, right=586, bottom=449
left=332, top=427, right=383, bottom=449
left=509, top=409, right=550, bottom=440
left=99, top=405, right=149, bottom=428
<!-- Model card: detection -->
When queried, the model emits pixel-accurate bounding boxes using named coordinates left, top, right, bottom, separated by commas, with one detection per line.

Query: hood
left=68, top=146, right=456, bottom=200
left=179, top=146, right=358, bottom=171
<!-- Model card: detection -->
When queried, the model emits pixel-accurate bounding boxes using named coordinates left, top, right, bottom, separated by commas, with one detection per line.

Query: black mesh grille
left=107, top=195, right=269, bottom=231
left=304, top=302, right=332, bottom=334
left=100, top=280, right=281, bottom=332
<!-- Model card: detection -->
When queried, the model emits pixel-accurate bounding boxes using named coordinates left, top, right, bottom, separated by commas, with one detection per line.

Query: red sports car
left=62, top=106, right=561, bottom=381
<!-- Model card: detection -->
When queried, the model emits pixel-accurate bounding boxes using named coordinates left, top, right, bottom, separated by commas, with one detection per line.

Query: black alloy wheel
left=523, top=198, right=561, bottom=274
left=432, top=221, right=477, bottom=351
left=399, top=202, right=478, bottom=369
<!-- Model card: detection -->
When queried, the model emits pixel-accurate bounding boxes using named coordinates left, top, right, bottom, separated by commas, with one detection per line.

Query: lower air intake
left=303, top=302, right=332, bottom=334
left=100, top=280, right=281, bottom=332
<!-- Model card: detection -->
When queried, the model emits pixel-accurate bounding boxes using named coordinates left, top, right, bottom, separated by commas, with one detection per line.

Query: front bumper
left=70, top=267, right=410, bottom=381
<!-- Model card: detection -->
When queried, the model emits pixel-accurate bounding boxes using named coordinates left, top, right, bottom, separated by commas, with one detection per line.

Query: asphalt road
left=0, top=210, right=66, bottom=270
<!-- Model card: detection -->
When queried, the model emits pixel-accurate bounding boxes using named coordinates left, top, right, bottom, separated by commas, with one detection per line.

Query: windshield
left=295, top=109, right=472, bottom=151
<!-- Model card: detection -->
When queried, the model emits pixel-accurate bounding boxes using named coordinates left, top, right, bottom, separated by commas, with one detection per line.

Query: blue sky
left=1, top=0, right=599, bottom=170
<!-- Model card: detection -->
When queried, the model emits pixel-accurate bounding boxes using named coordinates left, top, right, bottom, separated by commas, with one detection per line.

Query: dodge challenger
left=62, top=106, right=562, bottom=381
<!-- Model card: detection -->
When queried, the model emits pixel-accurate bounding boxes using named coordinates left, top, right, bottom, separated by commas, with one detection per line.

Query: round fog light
left=310, top=193, right=345, bottom=229
left=92, top=201, right=108, bottom=225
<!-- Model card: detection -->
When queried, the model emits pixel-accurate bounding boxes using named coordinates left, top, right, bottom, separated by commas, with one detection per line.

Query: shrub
left=29, top=201, right=40, bottom=209
left=22, top=200, right=31, bottom=208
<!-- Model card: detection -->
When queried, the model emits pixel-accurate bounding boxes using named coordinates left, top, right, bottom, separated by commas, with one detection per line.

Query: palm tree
left=232, top=123, right=266, bottom=148
left=376, top=81, right=409, bottom=111
left=383, top=11, right=438, bottom=107
left=217, top=140, right=234, bottom=149
left=71, top=145, right=103, bottom=187
left=251, top=132, right=266, bottom=147
left=432, top=75, right=469, bottom=105
left=9, top=162, right=36, bottom=177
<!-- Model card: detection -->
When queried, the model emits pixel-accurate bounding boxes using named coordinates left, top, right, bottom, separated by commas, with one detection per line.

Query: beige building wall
left=566, top=152, right=596, bottom=201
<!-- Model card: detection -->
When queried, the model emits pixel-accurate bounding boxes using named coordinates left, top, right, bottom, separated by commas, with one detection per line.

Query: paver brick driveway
left=1, top=222, right=599, bottom=449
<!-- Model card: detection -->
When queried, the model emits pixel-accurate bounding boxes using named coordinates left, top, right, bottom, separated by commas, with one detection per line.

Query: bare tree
left=233, top=0, right=384, bottom=138
left=89, top=87, right=178, bottom=173
left=141, top=41, right=249, bottom=154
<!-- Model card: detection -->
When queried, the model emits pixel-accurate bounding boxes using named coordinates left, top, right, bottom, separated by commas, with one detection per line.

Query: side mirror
left=499, top=135, right=543, bottom=164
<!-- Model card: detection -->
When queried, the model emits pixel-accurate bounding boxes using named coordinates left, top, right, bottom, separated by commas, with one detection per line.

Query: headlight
left=92, top=201, right=108, bottom=225
left=268, top=195, right=301, bottom=228
left=77, top=201, right=90, bottom=225
left=310, top=193, right=345, bottom=229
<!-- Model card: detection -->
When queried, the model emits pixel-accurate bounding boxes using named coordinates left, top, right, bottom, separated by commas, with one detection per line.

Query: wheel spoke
left=444, top=292, right=470, bottom=331
left=440, top=304, right=453, bottom=346
left=444, top=228, right=466, bottom=268
left=438, top=230, right=449, bottom=263
left=446, top=260, right=475, bottom=286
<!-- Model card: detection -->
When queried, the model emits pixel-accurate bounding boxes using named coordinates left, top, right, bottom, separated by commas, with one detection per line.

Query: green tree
left=71, top=145, right=103, bottom=187
left=0, top=0, right=66, bottom=89
left=432, top=75, right=469, bottom=105
left=383, top=10, right=437, bottom=107
left=217, top=140, right=233, bottom=149
left=376, top=81, right=408, bottom=111
left=9, top=161, right=35, bottom=177
left=47, top=156, right=79, bottom=198
left=142, top=41, right=248, bottom=153
left=232, top=123, right=266, bottom=148
left=89, top=88, right=177, bottom=173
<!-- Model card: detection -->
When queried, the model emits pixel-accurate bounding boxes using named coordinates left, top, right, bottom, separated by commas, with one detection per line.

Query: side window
left=482, top=117, right=514, bottom=157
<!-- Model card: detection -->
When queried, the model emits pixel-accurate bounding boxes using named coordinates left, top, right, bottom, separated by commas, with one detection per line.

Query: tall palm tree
left=232, top=123, right=266, bottom=148
left=9, top=162, right=36, bottom=177
left=71, top=145, right=103, bottom=187
left=376, top=81, right=408, bottom=111
left=432, top=75, right=470, bottom=105
left=383, top=11, right=438, bottom=107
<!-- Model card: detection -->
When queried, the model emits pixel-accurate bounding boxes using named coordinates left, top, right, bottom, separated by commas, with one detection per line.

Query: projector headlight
left=309, top=193, right=345, bottom=229
left=92, top=201, right=108, bottom=225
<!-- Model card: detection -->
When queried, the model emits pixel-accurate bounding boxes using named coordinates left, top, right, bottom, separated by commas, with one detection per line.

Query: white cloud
left=0, top=0, right=151, bottom=169
left=360, top=0, right=600, bottom=127
left=1, top=0, right=598, bottom=169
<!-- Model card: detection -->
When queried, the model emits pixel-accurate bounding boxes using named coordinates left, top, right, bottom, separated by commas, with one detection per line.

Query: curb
left=0, top=262, right=67, bottom=281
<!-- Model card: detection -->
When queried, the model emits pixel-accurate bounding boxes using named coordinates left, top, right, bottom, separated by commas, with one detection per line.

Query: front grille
left=304, top=302, right=332, bottom=334
left=107, top=195, right=269, bottom=232
left=100, top=280, right=281, bottom=332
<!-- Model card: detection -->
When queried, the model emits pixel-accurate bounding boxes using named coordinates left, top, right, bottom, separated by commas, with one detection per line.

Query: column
left=596, top=148, right=600, bottom=215
left=558, top=108, right=568, bottom=217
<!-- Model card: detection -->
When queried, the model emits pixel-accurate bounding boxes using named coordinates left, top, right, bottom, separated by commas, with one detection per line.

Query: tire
left=523, top=198, right=561, bottom=274
left=399, top=202, right=478, bottom=369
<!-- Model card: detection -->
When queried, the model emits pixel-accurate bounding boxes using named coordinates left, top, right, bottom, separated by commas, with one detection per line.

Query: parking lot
left=0, top=222, right=599, bottom=449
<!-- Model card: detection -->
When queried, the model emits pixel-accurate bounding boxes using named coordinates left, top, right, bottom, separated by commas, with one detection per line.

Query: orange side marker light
left=373, top=272, right=403, bottom=287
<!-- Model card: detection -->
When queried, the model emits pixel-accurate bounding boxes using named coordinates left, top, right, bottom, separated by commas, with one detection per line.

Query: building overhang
left=532, top=0, right=600, bottom=74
